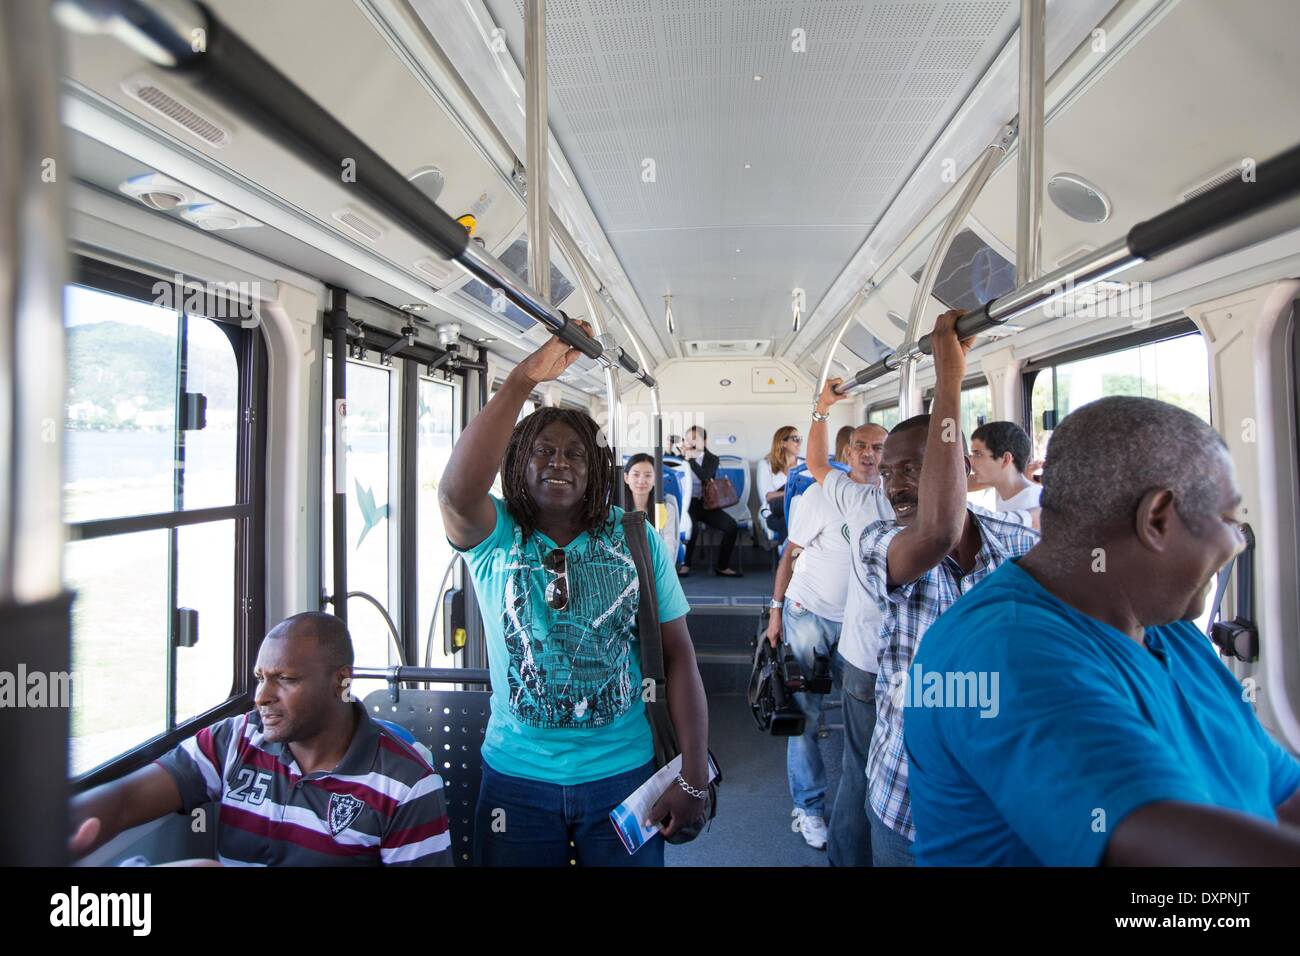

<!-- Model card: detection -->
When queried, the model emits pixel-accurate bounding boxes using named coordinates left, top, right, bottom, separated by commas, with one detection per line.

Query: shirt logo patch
left=327, top=793, right=365, bottom=835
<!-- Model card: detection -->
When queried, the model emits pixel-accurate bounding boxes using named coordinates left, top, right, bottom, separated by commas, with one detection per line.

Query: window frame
left=408, top=367, right=463, bottom=668
left=1019, top=317, right=1201, bottom=442
left=69, top=256, right=267, bottom=790
left=866, top=400, right=901, bottom=422
left=319, top=325, right=468, bottom=674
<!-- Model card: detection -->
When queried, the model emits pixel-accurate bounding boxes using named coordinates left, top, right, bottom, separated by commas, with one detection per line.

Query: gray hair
left=1040, top=396, right=1229, bottom=546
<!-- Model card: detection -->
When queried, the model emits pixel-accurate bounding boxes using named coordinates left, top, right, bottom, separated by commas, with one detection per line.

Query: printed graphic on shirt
left=328, top=792, right=366, bottom=835
left=503, top=529, right=640, bottom=730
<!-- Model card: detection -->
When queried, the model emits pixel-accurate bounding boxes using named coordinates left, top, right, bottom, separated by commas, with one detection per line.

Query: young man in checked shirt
left=817, top=310, right=1038, bottom=866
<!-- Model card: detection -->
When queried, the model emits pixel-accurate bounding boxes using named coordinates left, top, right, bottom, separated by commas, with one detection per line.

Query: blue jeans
left=473, top=758, right=664, bottom=867
left=828, top=659, right=875, bottom=867
left=868, top=804, right=915, bottom=867
left=783, top=600, right=842, bottom=817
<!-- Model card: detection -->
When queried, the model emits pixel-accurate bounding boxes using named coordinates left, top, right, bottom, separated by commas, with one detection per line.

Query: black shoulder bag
left=621, top=510, right=720, bottom=843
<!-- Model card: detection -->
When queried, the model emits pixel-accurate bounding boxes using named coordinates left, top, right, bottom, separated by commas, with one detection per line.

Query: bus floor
left=668, top=578, right=848, bottom=867
left=665, top=690, right=845, bottom=867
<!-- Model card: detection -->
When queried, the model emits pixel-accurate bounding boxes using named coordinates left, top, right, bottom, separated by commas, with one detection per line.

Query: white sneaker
left=791, top=807, right=828, bottom=849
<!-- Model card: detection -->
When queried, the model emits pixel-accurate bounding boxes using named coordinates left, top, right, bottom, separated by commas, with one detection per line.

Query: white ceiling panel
left=485, top=0, right=1020, bottom=347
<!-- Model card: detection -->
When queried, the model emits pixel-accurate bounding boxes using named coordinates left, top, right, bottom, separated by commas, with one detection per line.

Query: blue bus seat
left=363, top=687, right=490, bottom=867
left=780, top=459, right=850, bottom=556
left=717, top=455, right=753, bottom=533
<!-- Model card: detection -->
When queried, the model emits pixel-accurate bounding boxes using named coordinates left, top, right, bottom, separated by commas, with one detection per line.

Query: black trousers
left=685, top=497, right=739, bottom=571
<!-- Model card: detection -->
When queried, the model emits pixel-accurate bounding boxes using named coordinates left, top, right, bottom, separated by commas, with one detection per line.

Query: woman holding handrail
left=438, top=324, right=709, bottom=867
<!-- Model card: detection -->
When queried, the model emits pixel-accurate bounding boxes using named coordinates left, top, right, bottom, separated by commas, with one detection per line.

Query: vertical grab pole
left=897, top=127, right=1015, bottom=416
left=815, top=287, right=872, bottom=402
left=524, top=0, right=551, bottom=303
left=0, top=0, right=73, bottom=865
left=551, top=219, right=623, bottom=498
left=1017, top=0, right=1046, bottom=285
left=653, top=406, right=663, bottom=515
left=328, top=288, right=348, bottom=624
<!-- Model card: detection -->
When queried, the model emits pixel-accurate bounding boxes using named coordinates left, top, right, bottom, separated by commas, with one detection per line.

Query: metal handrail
left=422, top=553, right=462, bottom=668
left=353, top=665, right=490, bottom=685
left=894, top=122, right=1016, bottom=415
left=56, top=0, right=656, bottom=389
left=1016, top=0, right=1046, bottom=286
left=834, top=139, right=1300, bottom=395
left=329, top=590, right=407, bottom=667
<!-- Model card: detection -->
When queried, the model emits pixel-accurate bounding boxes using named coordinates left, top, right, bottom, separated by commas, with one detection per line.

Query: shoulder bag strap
left=621, top=511, right=664, bottom=685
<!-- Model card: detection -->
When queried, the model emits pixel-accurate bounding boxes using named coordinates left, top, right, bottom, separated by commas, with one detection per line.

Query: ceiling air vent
left=415, top=256, right=458, bottom=287
left=1180, top=164, right=1245, bottom=203
left=332, top=206, right=384, bottom=243
left=121, top=74, right=232, bottom=147
left=684, top=340, right=771, bottom=358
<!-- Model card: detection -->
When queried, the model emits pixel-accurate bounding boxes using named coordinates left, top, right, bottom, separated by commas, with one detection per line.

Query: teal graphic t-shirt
left=454, top=497, right=691, bottom=785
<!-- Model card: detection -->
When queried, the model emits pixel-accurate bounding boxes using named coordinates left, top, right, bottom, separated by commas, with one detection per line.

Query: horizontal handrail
left=353, top=665, right=491, bottom=687
left=835, top=139, right=1300, bottom=393
left=57, top=0, right=657, bottom=388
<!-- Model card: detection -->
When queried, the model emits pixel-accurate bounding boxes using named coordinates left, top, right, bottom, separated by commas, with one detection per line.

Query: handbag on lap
left=701, top=475, right=740, bottom=511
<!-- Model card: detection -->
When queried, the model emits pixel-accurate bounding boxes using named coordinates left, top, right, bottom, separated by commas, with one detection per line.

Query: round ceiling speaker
left=408, top=166, right=446, bottom=204
left=119, top=172, right=208, bottom=211
left=1048, top=173, right=1111, bottom=223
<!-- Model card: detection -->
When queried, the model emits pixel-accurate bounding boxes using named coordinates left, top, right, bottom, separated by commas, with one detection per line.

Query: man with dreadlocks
left=439, top=323, right=709, bottom=866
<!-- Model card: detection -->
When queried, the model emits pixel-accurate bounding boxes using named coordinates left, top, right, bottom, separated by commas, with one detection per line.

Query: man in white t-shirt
left=969, top=421, right=1043, bottom=521
left=768, top=422, right=891, bottom=857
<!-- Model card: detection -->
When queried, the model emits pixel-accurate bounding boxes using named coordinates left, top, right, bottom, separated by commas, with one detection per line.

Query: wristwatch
left=811, top=407, right=830, bottom=423
left=769, top=599, right=783, bottom=610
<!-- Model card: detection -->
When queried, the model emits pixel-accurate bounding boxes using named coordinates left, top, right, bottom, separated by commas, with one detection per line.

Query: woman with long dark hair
left=623, top=453, right=681, bottom=560
left=439, top=328, right=709, bottom=866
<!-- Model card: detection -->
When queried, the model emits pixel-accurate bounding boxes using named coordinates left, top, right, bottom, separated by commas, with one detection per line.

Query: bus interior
left=3, top=0, right=1300, bottom=875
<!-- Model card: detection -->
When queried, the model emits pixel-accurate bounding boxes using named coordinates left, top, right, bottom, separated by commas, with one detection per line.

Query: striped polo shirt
left=156, top=702, right=452, bottom=866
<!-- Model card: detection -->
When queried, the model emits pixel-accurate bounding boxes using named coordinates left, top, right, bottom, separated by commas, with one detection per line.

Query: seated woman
left=757, top=425, right=801, bottom=543
left=624, top=454, right=681, bottom=561
left=438, top=325, right=710, bottom=866
left=680, top=426, right=742, bottom=577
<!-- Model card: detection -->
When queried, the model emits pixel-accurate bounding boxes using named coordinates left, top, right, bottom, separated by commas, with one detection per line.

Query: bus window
left=65, top=530, right=169, bottom=775
left=322, top=355, right=396, bottom=669
left=65, top=285, right=179, bottom=523
left=1027, top=328, right=1211, bottom=463
left=64, top=280, right=248, bottom=776
left=917, top=380, right=989, bottom=437
left=960, top=381, right=991, bottom=438
left=868, top=403, right=901, bottom=430
left=417, top=376, right=460, bottom=667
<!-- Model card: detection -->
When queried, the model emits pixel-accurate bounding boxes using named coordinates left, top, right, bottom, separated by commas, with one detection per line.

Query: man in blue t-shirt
left=439, top=322, right=709, bottom=867
left=905, top=395, right=1300, bottom=865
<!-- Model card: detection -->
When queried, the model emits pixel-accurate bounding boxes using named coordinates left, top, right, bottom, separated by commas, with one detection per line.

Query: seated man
left=70, top=612, right=452, bottom=866
left=905, top=396, right=1300, bottom=865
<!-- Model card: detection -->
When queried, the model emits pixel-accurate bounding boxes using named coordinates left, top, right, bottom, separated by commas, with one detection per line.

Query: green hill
left=66, top=321, right=239, bottom=426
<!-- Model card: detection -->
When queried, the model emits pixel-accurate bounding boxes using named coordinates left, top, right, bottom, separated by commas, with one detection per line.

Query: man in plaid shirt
left=820, top=310, right=1038, bottom=866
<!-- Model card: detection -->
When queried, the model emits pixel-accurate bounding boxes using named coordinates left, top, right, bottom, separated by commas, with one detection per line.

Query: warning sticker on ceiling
left=751, top=367, right=797, bottom=394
